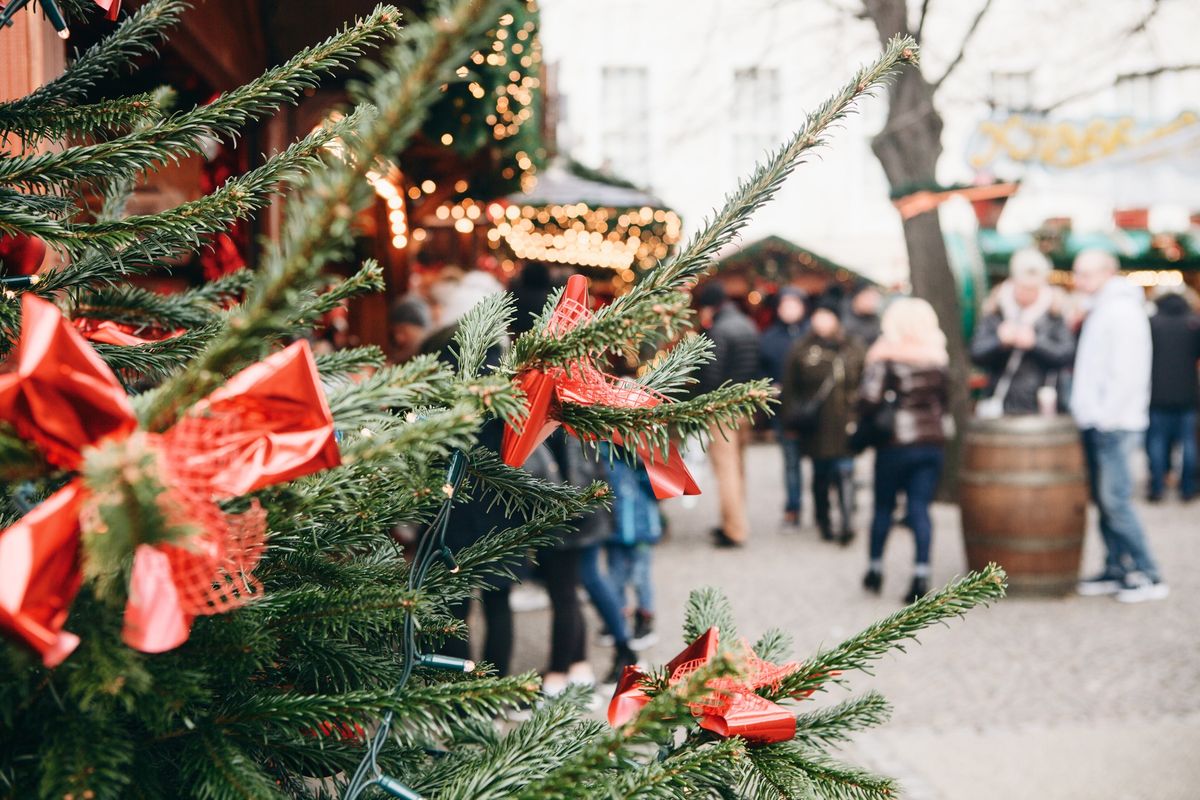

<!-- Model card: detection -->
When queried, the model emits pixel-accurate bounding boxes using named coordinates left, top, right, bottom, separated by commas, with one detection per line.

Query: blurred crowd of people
left=700, top=247, right=1193, bottom=606
left=313, top=245, right=1195, bottom=695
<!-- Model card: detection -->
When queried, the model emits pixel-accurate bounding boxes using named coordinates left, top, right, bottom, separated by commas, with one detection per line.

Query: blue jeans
left=608, top=543, right=654, bottom=614
left=812, top=457, right=855, bottom=531
left=580, top=544, right=629, bottom=645
left=779, top=434, right=803, bottom=514
left=1082, top=429, right=1160, bottom=581
left=869, top=445, right=943, bottom=566
left=1146, top=408, right=1197, bottom=498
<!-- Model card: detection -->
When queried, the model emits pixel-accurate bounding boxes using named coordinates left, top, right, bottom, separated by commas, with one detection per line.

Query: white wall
left=539, top=0, right=1200, bottom=285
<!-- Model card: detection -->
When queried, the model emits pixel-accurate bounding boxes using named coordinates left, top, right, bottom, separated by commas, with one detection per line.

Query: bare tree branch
left=1038, top=62, right=1200, bottom=113
left=931, top=0, right=994, bottom=92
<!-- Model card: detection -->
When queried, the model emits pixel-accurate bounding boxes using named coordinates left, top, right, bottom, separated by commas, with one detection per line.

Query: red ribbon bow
left=501, top=274, right=700, bottom=499
left=73, top=317, right=186, bottom=346
left=607, top=627, right=800, bottom=745
left=0, top=295, right=340, bottom=666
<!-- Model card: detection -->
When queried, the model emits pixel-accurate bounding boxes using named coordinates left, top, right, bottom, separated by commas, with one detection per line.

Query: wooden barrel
left=960, top=415, right=1088, bottom=596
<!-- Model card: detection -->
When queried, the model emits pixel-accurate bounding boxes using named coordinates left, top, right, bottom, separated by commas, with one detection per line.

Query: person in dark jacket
left=510, top=261, right=554, bottom=337
left=843, top=284, right=883, bottom=347
left=1146, top=291, right=1200, bottom=501
left=857, top=298, right=952, bottom=603
left=970, top=250, right=1075, bottom=416
left=759, top=287, right=809, bottom=526
left=695, top=281, right=761, bottom=548
left=780, top=302, right=864, bottom=543
left=530, top=431, right=612, bottom=695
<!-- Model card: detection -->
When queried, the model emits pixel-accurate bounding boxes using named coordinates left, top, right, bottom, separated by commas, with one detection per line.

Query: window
left=731, top=67, right=780, bottom=173
left=1116, top=72, right=1157, bottom=119
left=990, top=71, right=1033, bottom=112
left=600, top=66, right=650, bottom=184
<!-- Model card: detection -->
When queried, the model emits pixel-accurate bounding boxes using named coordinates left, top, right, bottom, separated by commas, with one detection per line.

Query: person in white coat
left=1070, top=250, right=1167, bottom=602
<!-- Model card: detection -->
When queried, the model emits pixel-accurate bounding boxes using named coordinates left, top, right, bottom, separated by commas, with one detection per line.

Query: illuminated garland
left=487, top=202, right=682, bottom=279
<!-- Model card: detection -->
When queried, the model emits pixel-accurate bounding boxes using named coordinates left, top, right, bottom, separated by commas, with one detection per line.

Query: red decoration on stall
left=0, top=295, right=340, bottom=666
left=501, top=274, right=700, bottom=500
left=73, top=318, right=186, bottom=347
left=0, top=233, right=47, bottom=276
left=607, top=626, right=803, bottom=745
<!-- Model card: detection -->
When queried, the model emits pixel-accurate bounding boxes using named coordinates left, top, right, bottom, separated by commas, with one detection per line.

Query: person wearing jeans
left=1071, top=250, right=1168, bottom=602
left=605, top=449, right=662, bottom=650
left=856, top=298, right=951, bottom=604
left=759, top=287, right=810, bottom=526
left=1081, top=429, right=1161, bottom=582
left=869, top=445, right=944, bottom=572
left=1146, top=409, right=1197, bottom=501
left=1145, top=292, right=1200, bottom=501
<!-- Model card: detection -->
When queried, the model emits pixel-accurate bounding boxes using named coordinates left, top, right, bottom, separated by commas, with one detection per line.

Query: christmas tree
left=0, top=1, right=1005, bottom=798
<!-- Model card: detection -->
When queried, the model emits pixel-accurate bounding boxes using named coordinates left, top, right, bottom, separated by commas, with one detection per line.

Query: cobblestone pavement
left=505, top=442, right=1200, bottom=799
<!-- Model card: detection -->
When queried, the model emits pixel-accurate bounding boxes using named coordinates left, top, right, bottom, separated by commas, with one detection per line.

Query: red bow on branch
left=608, top=627, right=801, bottom=745
left=501, top=274, right=700, bottom=499
left=0, top=296, right=339, bottom=666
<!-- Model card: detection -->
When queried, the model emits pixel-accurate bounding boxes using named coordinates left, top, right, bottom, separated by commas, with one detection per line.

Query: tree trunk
left=863, top=0, right=970, bottom=495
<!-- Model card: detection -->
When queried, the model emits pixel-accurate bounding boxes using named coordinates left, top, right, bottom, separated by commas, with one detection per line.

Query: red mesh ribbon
left=0, top=295, right=339, bottom=665
left=501, top=274, right=700, bottom=499
left=607, top=626, right=802, bottom=745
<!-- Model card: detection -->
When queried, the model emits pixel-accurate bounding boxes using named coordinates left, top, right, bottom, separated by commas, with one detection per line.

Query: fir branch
left=325, top=355, right=455, bottom=429
left=185, top=729, right=287, bottom=800
left=507, top=36, right=918, bottom=370
left=766, top=565, right=1007, bottom=701
left=557, top=378, right=774, bottom=455
left=71, top=272, right=249, bottom=329
left=636, top=333, right=713, bottom=398
left=0, top=89, right=171, bottom=145
left=465, top=447, right=598, bottom=521
left=790, top=692, right=891, bottom=749
left=747, top=745, right=897, bottom=800
left=0, top=0, right=185, bottom=116
left=38, top=117, right=348, bottom=252
left=90, top=323, right=219, bottom=382
left=593, top=739, right=744, bottom=800
left=418, top=688, right=606, bottom=800
left=450, top=290, right=514, bottom=379
left=338, top=405, right=483, bottom=467
left=0, top=7, right=399, bottom=190
left=682, top=587, right=739, bottom=644
left=510, top=658, right=739, bottom=800
left=752, top=628, right=794, bottom=664
left=284, top=259, right=387, bottom=332
left=314, top=346, right=388, bottom=381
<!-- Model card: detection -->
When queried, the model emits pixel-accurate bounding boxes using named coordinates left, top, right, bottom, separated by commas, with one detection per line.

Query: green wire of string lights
left=343, top=449, right=472, bottom=800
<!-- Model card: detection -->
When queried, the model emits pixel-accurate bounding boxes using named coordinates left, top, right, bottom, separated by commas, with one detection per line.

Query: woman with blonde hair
left=855, top=298, right=952, bottom=603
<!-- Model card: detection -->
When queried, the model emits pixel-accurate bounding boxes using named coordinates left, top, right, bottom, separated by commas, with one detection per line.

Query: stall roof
left=507, top=161, right=667, bottom=209
left=978, top=228, right=1200, bottom=273
left=716, top=235, right=876, bottom=286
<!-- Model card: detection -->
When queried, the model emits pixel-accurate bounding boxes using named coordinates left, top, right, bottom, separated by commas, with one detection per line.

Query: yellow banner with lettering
left=967, top=111, right=1200, bottom=170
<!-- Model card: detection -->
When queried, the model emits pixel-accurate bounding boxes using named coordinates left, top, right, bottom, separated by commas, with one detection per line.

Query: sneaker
left=862, top=569, right=882, bottom=595
left=817, top=520, right=835, bottom=542
left=596, top=630, right=616, bottom=647
left=1115, top=573, right=1169, bottom=604
left=782, top=510, right=800, bottom=528
left=838, top=529, right=856, bottom=547
left=630, top=611, right=658, bottom=650
left=1076, top=573, right=1124, bottom=597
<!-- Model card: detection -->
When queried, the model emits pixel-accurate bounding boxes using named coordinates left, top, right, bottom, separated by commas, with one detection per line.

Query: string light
left=367, top=169, right=409, bottom=250
left=491, top=202, right=681, bottom=271
left=344, top=453, right=470, bottom=800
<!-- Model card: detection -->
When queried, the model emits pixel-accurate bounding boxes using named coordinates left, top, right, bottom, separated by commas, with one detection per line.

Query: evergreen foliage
left=0, top=4, right=1000, bottom=798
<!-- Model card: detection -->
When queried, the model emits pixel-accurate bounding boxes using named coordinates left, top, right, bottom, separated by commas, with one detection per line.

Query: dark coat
left=696, top=303, right=761, bottom=394
left=858, top=361, right=951, bottom=448
left=843, top=312, right=881, bottom=347
left=759, top=319, right=810, bottom=384
left=780, top=333, right=865, bottom=459
left=526, top=431, right=613, bottom=551
left=1149, top=293, right=1200, bottom=409
left=969, top=311, right=1075, bottom=414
